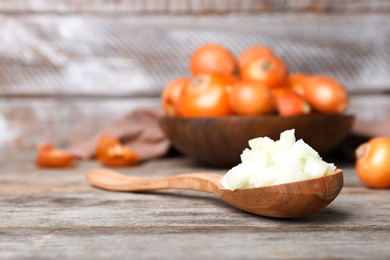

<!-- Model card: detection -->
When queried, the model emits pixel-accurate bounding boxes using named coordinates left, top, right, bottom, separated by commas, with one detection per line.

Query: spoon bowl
left=86, top=169, right=343, bottom=218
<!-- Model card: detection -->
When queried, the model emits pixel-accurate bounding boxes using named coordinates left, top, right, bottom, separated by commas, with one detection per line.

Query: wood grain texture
left=0, top=13, right=389, bottom=96
left=0, top=97, right=160, bottom=150
left=1, top=228, right=390, bottom=259
left=1, top=153, right=390, bottom=259
left=1, top=0, right=390, bottom=13
left=86, top=168, right=223, bottom=193
left=1, top=94, right=389, bottom=152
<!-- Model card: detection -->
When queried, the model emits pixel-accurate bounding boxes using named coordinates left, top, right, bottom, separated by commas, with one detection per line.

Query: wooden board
left=1, top=94, right=389, bottom=151
left=1, top=0, right=390, bottom=13
left=0, top=13, right=389, bottom=96
left=1, top=153, right=390, bottom=259
left=1, top=1, right=390, bottom=152
left=0, top=97, right=160, bottom=150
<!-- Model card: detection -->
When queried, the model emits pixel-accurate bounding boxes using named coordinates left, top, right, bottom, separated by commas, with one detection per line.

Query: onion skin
left=190, top=44, right=236, bottom=77
left=35, top=143, right=75, bottom=168
left=273, top=88, right=311, bottom=116
left=238, top=46, right=274, bottom=71
left=161, top=77, right=189, bottom=117
left=176, top=74, right=234, bottom=117
left=240, top=55, right=288, bottom=89
left=355, top=137, right=390, bottom=189
left=228, top=80, right=276, bottom=116
left=303, top=75, right=348, bottom=114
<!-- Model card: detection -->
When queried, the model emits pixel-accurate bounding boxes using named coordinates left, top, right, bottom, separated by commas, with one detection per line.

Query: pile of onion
left=221, top=129, right=336, bottom=191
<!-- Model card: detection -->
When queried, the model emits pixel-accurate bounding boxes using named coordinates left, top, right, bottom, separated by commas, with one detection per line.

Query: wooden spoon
left=85, top=168, right=343, bottom=218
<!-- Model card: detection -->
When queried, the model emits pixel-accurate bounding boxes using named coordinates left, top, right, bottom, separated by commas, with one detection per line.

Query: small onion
left=355, top=137, right=390, bottom=189
left=302, top=75, right=348, bottom=114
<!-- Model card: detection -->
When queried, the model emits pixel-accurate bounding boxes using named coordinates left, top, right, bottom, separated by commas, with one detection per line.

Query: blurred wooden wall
left=1, top=0, right=390, bottom=151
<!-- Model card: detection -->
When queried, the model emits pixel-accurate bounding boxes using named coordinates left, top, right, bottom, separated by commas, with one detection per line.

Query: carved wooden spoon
left=85, top=168, right=343, bottom=218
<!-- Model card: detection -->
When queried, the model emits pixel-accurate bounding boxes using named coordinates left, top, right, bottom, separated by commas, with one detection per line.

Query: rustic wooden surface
left=1, top=2, right=389, bottom=258
left=1, top=0, right=390, bottom=13
left=1, top=0, right=390, bottom=152
left=1, top=151, right=390, bottom=259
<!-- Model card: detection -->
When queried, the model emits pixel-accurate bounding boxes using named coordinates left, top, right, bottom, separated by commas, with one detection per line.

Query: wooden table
left=1, top=151, right=390, bottom=259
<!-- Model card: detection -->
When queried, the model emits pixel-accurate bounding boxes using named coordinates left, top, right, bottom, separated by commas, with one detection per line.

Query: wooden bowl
left=160, top=114, right=355, bottom=168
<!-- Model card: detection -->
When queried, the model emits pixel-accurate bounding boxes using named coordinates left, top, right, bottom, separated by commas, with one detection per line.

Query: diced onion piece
left=273, top=170, right=308, bottom=185
left=303, top=156, right=329, bottom=178
left=271, top=147, right=301, bottom=166
left=289, top=139, right=319, bottom=160
left=326, top=163, right=337, bottom=175
left=250, top=165, right=280, bottom=187
left=224, top=164, right=252, bottom=191
left=241, top=149, right=268, bottom=169
left=276, top=129, right=296, bottom=149
left=248, top=137, right=263, bottom=150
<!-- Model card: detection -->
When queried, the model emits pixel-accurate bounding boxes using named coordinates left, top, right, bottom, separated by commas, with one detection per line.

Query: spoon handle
left=86, top=169, right=223, bottom=195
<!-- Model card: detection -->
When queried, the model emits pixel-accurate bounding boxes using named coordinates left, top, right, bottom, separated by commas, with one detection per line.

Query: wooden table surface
left=1, top=151, right=390, bottom=259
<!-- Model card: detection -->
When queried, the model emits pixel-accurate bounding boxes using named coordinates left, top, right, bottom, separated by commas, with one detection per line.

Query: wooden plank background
left=1, top=0, right=390, bottom=152
left=1, top=0, right=390, bottom=13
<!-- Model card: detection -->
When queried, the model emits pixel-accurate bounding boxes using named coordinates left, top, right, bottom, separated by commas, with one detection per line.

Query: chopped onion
left=221, top=129, right=337, bottom=190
